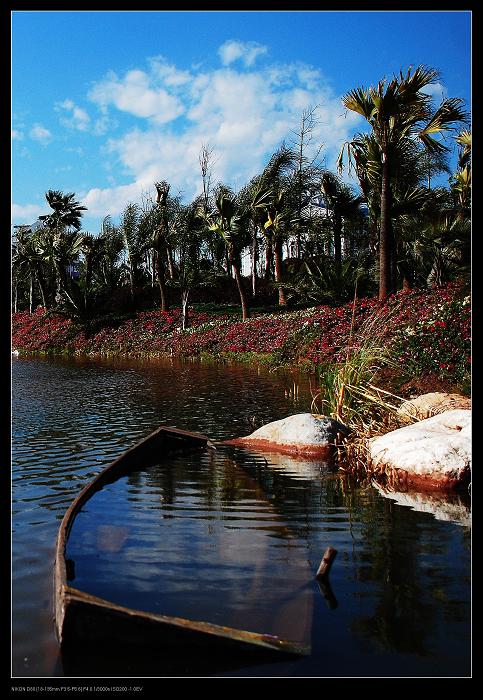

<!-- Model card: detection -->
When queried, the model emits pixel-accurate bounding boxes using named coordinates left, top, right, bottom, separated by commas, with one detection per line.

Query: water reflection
left=373, top=483, right=471, bottom=527
left=67, top=449, right=314, bottom=646
left=12, top=356, right=471, bottom=677
left=347, top=493, right=470, bottom=657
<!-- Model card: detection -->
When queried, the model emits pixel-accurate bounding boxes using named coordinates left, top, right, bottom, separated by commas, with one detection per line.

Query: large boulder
left=369, top=409, right=471, bottom=491
left=224, top=413, right=348, bottom=458
left=397, top=392, right=471, bottom=423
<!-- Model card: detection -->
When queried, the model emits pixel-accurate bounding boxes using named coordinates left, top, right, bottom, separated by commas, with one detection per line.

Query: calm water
left=12, top=356, right=471, bottom=678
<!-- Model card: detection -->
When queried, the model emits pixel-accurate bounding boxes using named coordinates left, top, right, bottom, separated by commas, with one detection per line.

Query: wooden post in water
left=316, top=546, right=337, bottom=580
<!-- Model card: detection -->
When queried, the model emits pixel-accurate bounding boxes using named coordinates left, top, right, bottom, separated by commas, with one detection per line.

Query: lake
left=11, top=355, right=471, bottom=677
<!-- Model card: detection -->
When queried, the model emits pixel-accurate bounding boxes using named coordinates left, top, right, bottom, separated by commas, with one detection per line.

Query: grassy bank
left=12, top=281, right=470, bottom=398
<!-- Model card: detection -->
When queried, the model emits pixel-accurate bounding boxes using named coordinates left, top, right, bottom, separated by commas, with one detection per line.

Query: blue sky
left=11, top=10, right=472, bottom=233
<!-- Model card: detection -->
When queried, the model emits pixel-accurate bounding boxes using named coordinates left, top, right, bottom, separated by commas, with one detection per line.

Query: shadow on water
left=59, top=637, right=303, bottom=678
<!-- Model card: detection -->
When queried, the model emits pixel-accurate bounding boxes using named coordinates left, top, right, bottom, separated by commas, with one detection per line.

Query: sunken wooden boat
left=54, top=425, right=310, bottom=658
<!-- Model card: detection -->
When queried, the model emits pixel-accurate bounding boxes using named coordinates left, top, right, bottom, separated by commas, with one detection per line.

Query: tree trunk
left=166, top=243, right=176, bottom=280
left=295, top=228, right=301, bottom=259
left=428, top=251, right=444, bottom=288
left=264, top=237, right=273, bottom=281
left=151, top=251, right=155, bottom=287
left=127, top=256, right=135, bottom=302
left=230, top=251, right=249, bottom=321
left=391, top=240, right=398, bottom=294
left=29, top=274, right=33, bottom=314
left=333, top=213, right=342, bottom=267
left=181, top=288, right=190, bottom=330
left=251, top=231, right=258, bottom=297
left=224, top=249, right=232, bottom=277
left=154, top=248, right=168, bottom=312
left=274, top=237, right=287, bottom=306
left=379, top=156, right=392, bottom=300
left=36, top=270, right=47, bottom=309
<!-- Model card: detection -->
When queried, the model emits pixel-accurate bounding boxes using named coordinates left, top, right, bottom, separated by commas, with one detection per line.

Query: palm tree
left=119, top=202, right=142, bottom=303
left=203, top=189, right=251, bottom=320
left=418, top=149, right=451, bottom=190
left=262, top=189, right=292, bottom=306
left=339, top=65, right=468, bottom=299
left=171, top=199, right=204, bottom=330
left=39, top=189, right=87, bottom=232
left=320, top=171, right=363, bottom=266
left=97, top=216, right=124, bottom=293
left=12, top=226, right=47, bottom=312
left=395, top=186, right=470, bottom=289
left=150, top=180, right=177, bottom=312
left=451, top=129, right=471, bottom=216
left=37, top=190, right=87, bottom=304
left=245, top=145, right=296, bottom=305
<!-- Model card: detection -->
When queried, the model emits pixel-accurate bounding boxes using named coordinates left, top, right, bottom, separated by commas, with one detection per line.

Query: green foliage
left=12, top=98, right=470, bottom=323
left=282, top=256, right=376, bottom=305
left=339, top=65, right=468, bottom=298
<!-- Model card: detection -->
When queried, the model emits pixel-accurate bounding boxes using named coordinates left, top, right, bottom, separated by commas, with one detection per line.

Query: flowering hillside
left=12, top=281, right=470, bottom=390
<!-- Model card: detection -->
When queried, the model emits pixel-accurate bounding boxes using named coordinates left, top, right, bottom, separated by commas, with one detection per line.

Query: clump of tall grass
left=311, top=290, right=415, bottom=473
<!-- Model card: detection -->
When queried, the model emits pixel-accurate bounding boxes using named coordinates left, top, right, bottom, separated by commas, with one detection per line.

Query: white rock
left=227, top=413, right=348, bottom=457
left=397, top=392, right=471, bottom=422
left=369, top=409, right=471, bottom=490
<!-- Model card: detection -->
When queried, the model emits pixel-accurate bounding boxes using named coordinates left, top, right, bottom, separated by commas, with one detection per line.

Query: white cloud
left=11, top=203, right=44, bottom=224
left=149, top=56, right=192, bottom=87
left=88, top=68, right=184, bottom=124
left=61, top=46, right=363, bottom=223
left=29, top=124, right=52, bottom=145
left=218, top=40, right=268, bottom=67
left=56, top=99, right=91, bottom=131
left=80, top=182, right=150, bottom=218
left=12, top=129, right=24, bottom=141
left=422, top=81, right=448, bottom=101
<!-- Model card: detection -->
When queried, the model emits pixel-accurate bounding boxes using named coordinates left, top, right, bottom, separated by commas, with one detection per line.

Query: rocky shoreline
left=227, top=393, right=471, bottom=495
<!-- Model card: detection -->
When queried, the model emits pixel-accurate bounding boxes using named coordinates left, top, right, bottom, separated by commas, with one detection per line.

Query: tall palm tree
left=149, top=180, right=180, bottom=311
left=262, top=189, right=292, bottom=306
left=339, top=65, right=468, bottom=299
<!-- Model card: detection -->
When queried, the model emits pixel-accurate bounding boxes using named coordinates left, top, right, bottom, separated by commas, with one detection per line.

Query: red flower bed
left=12, top=281, right=470, bottom=385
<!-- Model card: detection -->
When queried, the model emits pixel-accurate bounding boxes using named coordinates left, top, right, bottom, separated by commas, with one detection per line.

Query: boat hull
left=54, top=425, right=310, bottom=658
